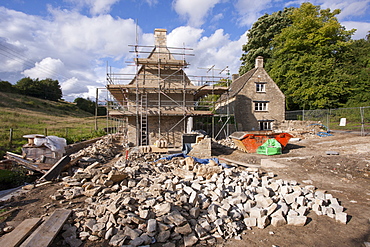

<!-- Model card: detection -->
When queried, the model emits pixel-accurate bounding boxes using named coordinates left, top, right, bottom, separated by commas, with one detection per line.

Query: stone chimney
left=154, top=28, right=167, bottom=47
left=232, top=74, right=239, bottom=81
left=255, top=56, right=264, bottom=68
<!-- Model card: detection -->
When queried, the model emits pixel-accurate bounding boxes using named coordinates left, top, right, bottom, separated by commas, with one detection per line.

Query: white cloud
left=64, top=0, right=121, bottom=15
left=167, top=28, right=247, bottom=84
left=22, top=57, right=65, bottom=79
left=235, top=0, right=272, bottom=26
left=173, top=0, right=221, bottom=27
left=145, top=0, right=159, bottom=6
left=342, top=21, right=370, bottom=39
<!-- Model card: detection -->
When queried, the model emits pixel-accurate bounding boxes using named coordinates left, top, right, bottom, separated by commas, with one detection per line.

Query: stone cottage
left=216, top=56, right=285, bottom=131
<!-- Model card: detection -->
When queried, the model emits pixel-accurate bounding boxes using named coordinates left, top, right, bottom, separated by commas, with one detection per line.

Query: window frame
left=258, top=120, right=273, bottom=130
left=255, top=82, right=266, bottom=92
left=254, top=101, right=269, bottom=111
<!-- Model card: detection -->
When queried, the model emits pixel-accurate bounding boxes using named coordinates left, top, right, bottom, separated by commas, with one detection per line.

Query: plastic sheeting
left=256, top=138, right=282, bottom=156
left=34, top=136, right=67, bottom=154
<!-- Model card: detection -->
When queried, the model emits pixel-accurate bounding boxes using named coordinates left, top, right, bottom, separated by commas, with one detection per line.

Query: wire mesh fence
left=286, top=106, right=370, bottom=135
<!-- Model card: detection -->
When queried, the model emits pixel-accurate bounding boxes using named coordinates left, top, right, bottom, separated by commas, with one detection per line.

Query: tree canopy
left=240, top=2, right=363, bottom=110
left=15, top=77, right=63, bottom=101
left=74, top=97, right=107, bottom=116
left=239, top=7, right=293, bottom=74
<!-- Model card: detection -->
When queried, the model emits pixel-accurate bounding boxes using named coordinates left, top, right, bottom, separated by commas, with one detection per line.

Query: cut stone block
left=287, top=215, right=307, bottom=226
left=335, top=212, right=348, bottom=224
left=271, top=215, right=287, bottom=227
left=257, top=216, right=270, bottom=229
left=243, top=217, right=257, bottom=227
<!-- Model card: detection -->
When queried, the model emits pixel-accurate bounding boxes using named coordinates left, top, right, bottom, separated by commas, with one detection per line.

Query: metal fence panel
left=286, top=106, right=370, bottom=135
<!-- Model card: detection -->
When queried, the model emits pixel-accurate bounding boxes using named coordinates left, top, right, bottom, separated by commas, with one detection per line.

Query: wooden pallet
left=0, top=208, right=72, bottom=247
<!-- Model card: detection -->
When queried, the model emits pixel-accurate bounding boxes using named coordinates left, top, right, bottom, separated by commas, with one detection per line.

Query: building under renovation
left=216, top=56, right=285, bottom=131
left=106, top=29, right=228, bottom=147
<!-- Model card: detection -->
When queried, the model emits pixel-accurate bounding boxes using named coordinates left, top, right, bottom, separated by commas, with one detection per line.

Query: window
left=256, top=83, right=266, bottom=92
left=259, top=121, right=272, bottom=130
left=254, top=101, right=268, bottom=111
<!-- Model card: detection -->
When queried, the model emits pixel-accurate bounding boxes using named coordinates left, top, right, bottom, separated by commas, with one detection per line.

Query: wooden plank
left=0, top=218, right=42, bottom=247
left=40, top=155, right=71, bottom=181
left=20, top=209, right=71, bottom=247
left=5, top=152, right=45, bottom=174
left=219, top=157, right=261, bottom=168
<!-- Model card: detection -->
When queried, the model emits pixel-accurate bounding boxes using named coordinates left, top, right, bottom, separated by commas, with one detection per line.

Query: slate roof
left=218, top=67, right=257, bottom=102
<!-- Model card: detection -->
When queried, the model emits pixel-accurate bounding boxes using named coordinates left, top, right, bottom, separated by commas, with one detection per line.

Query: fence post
left=65, top=127, right=68, bottom=139
left=44, top=128, right=48, bottom=136
left=9, top=128, right=13, bottom=145
left=360, top=107, right=365, bottom=136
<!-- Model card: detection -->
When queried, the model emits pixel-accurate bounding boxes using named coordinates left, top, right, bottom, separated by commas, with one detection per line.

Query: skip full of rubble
left=47, top=134, right=349, bottom=247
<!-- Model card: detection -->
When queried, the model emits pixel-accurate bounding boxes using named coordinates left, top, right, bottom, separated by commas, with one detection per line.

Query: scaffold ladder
left=140, top=93, right=148, bottom=145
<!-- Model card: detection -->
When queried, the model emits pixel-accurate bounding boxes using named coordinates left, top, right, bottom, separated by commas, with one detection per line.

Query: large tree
left=15, top=77, right=62, bottom=101
left=239, top=7, right=294, bottom=75
left=342, top=33, right=370, bottom=106
left=269, top=3, right=355, bottom=110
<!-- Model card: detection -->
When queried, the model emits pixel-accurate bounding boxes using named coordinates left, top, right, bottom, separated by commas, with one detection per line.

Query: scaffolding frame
left=106, top=40, right=233, bottom=147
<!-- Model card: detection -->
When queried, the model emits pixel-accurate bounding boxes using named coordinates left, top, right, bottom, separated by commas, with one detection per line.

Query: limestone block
left=297, top=206, right=307, bottom=216
left=271, top=215, right=287, bottom=227
left=335, top=212, right=348, bottom=224
left=175, top=223, right=192, bottom=235
left=107, top=170, right=128, bottom=183
left=195, top=224, right=207, bottom=238
left=330, top=203, right=344, bottom=214
left=191, top=182, right=202, bottom=191
left=190, top=207, right=200, bottom=218
left=250, top=207, right=266, bottom=218
left=287, top=215, right=307, bottom=226
left=257, top=216, right=270, bottom=229
left=189, top=191, right=198, bottom=205
left=154, top=202, right=171, bottom=217
left=244, top=217, right=257, bottom=227
left=165, top=210, right=187, bottom=226
left=266, top=203, right=278, bottom=216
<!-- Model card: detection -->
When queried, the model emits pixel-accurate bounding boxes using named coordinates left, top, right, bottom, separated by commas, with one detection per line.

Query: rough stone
left=183, top=233, right=199, bottom=247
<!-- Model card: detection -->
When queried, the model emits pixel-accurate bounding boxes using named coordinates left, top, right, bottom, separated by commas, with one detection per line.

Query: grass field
left=0, top=92, right=111, bottom=158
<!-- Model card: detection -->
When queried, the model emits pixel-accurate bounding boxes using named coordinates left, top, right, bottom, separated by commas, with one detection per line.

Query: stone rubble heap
left=51, top=143, right=348, bottom=247
left=215, top=138, right=237, bottom=150
left=70, top=134, right=122, bottom=163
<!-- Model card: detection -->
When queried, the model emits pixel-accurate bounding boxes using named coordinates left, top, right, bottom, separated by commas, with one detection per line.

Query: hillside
left=0, top=92, right=107, bottom=158
left=0, top=92, right=93, bottom=118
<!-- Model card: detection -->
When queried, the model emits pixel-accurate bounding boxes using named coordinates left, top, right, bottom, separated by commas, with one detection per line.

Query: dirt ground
left=1, top=132, right=369, bottom=247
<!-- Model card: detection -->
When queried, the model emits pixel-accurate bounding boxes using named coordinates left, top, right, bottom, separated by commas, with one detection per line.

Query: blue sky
left=0, top=0, right=369, bottom=101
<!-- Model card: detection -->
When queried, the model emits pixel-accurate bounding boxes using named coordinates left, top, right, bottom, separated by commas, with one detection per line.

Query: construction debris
left=42, top=137, right=349, bottom=247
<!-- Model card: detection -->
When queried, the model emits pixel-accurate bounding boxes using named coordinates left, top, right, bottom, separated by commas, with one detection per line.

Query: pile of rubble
left=215, top=138, right=237, bottom=150
left=70, top=134, right=123, bottom=163
left=50, top=142, right=348, bottom=247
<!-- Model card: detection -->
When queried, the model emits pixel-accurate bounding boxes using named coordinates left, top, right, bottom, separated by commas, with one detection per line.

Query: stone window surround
left=254, top=101, right=269, bottom=111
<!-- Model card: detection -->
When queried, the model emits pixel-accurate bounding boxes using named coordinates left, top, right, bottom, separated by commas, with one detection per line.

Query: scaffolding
left=106, top=29, right=232, bottom=147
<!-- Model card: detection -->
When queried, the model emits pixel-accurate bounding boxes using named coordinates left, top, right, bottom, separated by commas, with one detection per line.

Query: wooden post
left=44, top=128, right=48, bottom=136
left=9, top=128, right=13, bottom=145
left=65, top=127, right=68, bottom=138
left=95, top=88, right=98, bottom=131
